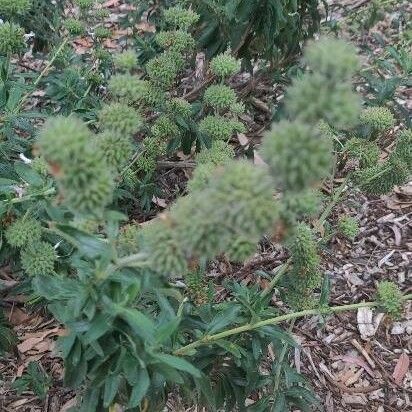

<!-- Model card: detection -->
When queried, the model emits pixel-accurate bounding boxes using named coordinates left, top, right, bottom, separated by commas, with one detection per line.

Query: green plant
left=12, top=361, right=51, bottom=400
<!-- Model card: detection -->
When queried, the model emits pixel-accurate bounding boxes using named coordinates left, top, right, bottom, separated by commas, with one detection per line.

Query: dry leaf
left=237, top=133, right=249, bottom=148
left=392, top=353, right=410, bottom=385
left=357, top=307, right=377, bottom=339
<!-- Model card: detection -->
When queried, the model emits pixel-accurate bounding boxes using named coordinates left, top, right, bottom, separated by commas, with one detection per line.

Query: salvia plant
left=1, top=31, right=410, bottom=411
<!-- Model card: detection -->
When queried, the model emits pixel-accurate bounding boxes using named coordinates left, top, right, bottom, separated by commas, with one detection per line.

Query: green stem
left=173, top=294, right=412, bottom=356
left=318, top=176, right=349, bottom=226
left=260, top=261, right=290, bottom=299
left=2, top=187, right=56, bottom=205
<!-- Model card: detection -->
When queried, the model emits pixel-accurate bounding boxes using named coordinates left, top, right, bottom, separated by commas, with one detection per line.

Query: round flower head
left=74, top=0, right=94, bottom=11
left=21, top=241, right=56, bottom=276
left=94, top=8, right=110, bottom=19
left=117, top=223, right=140, bottom=257
left=64, top=19, right=85, bottom=36
left=359, top=106, right=395, bottom=133
left=146, top=52, right=182, bottom=89
left=210, top=51, right=241, bottom=79
left=344, top=137, right=380, bottom=168
left=94, top=26, right=111, bottom=39
left=38, top=116, right=91, bottom=165
left=187, top=162, right=217, bottom=192
left=31, top=156, right=49, bottom=176
left=280, top=189, right=321, bottom=226
left=304, top=37, right=359, bottom=80
left=286, top=73, right=361, bottom=129
left=195, top=140, right=235, bottom=165
left=163, top=6, right=199, bottom=30
left=260, top=120, right=332, bottom=191
left=226, top=236, right=257, bottom=262
left=94, top=131, right=134, bottom=172
left=393, top=129, right=412, bottom=169
left=0, top=0, right=31, bottom=18
left=199, top=115, right=244, bottom=141
left=155, top=30, right=196, bottom=54
left=203, top=84, right=238, bottom=112
left=376, top=281, right=403, bottom=319
left=108, top=74, right=150, bottom=105
left=338, top=216, right=359, bottom=241
left=0, top=22, right=25, bottom=55
left=5, top=217, right=42, bottom=248
left=166, top=98, right=192, bottom=119
left=98, top=102, right=142, bottom=136
left=113, top=50, right=138, bottom=72
left=150, top=115, right=180, bottom=141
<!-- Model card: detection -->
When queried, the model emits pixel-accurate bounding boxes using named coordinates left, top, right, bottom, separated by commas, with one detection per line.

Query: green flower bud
left=376, top=281, right=403, bottom=319
left=199, top=115, right=244, bottom=140
left=304, top=37, right=359, bottom=80
left=135, top=154, right=157, bottom=173
left=195, top=140, right=235, bottom=165
left=260, top=120, right=332, bottom=191
left=0, top=0, right=31, bottom=18
left=210, top=51, right=241, bottom=79
left=146, top=52, right=182, bottom=89
left=94, top=131, right=134, bottom=172
left=113, top=50, right=138, bottom=72
left=98, top=102, right=142, bottom=136
left=393, top=129, right=412, bottom=170
left=280, top=189, right=321, bottom=226
left=187, top=162, right=217, bottom=192
left=185, top=271, right=211, bottom=305
left=226, top=236, right=257, bottom=262
left=287, top=73, right=362, bottom=129
left=359, top=106, right=395, bottom=134
left=64, top=18, right=85, bottom=36
left=338, top=216, right=359, bottom=241
left=94, top=8, right=110, bottom=19
left=163, top=6, right=199, bottom=30
left=155, top=30, right=195, bottom=53
left=74, top=0, right=94, bottom=11
left=150, top=115, right=180, bottom=141
left=5, top=217, right=42, bottom=248
left=94, top=26, right=111, bottom=39
left=203, top=84, right=238, bottom=112
left=21, top=241, right=56, bottom=276
left=117, top=223, right=140, bottom=257
left=94, top=47, right=112, bottom=64
left=165, top=98, right=192, bottom=119
left=108, top=74, right=150, bottom=105
left=0, top=22, right=25, bottom=55
left=344, top=137, right=380, bottom=168
left=31, top=156, right=49, bottom=176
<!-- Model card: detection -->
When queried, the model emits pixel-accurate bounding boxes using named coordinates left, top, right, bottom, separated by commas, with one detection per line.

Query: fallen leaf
left=237, top=133, right=249, bottom=148
left=357, top=307, right=380, bottom=340
left=392, top=353, right=410, bottom=385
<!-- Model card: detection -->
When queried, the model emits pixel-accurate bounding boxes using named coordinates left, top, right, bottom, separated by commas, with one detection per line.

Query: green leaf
left=103, top=374, right=120, bottom=407
left=155, top=317, right=180, bottom=344
left=14, top=162, right=44, bottom=186
left=117, top=307, right=155, bottom=343
left=83, top=313, right=112, bottom=344
left=151, top=353, right=201, bottom=378
left=207, top=305, right=241, bottom=334
left=128, top=368, right=150, bottom=408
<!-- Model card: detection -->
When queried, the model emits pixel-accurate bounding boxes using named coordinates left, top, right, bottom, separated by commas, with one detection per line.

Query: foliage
left=12, top=362, right=51, bottom=400
left=376, top=281, right=403, bottom=319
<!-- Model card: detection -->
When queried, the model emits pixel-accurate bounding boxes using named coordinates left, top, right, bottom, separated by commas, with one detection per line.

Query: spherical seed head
left=0, top=22, right=25, bottom=55
left=210, top=51, right=241, bottom=79
left=280, top=189, right=321, bottom=226
left=376, top=281, right=403, bottom=319
left=143, top=136, right=167, bottom=158
left=141, top=220, right=188, bottom=275
left=393, top=129, right=412, bottom=169
left=108, top=74, right=149, bottom=105
left=21, top=241, right=56, bottom=276
left=304, top=37, right=359, bottom=80
left=94, top=131, right=134, bottom=171
left=198, top=115, right=241, bottom=140
left=166, top=98, right=192, bottom=119
left=31, top=156, right=49, bottom=176
left=98, top=102, right=142, bottom=136
left=135, top=154, right=157, bottom=173
left=226, top=236, right=257, bottom=262
left=260, top=120, right=333, bottom=191
left=338, top=216, right=359, bottom=241
left=0, top=0, right=31, bottom=17
left=344, top=137, right=380, bottom=168
left=74, top=0, right=94, bottom=11
left=94, top=47, right=112, bottom=63
left=163, top=6, right=199, bottom=30
left=203, top=84, right=237, bottom=112
left=146, top=52, right=181, bottom=89
left=94, top=26, right=111, bottom=39
left=359, top=106, right=395, bottom=132
left=155, top=30, right=196, bottom=53
left=113, top=50, right=138, bottom=72
left=117, top=223, right=140, bottom=257
left=64, top=19, right=85, bottom=36
left=187, top=162, right=216, bottom=192
left=5, top=217, right=42, bottom=248
left=150, top=115, right=180, bottom=141
left=38, top=116, right=91, bottom=165
left=195, top=140, right=235, bottom=165
left=286, top=73, right=362, bottom=128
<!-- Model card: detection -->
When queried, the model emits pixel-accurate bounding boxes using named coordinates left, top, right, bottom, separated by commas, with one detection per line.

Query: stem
left=260, top=261, right=290, bottom=299
left=2, top=187, right=56, bottom=205
left=318, top=176, right=349, bottom=225
left=173, top=294, right=412, bottom=356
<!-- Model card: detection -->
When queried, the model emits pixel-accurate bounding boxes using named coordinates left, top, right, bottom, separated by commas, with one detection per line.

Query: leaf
left=151, top=353, right=201, bottom=378
left=103, top=374, right=120, bottom=407
left=14, top=162, right=44, bottom=186
left=207, top=305, right=241, bottom=334
left=392, top=353, right=409, bottom=385
left=155, top=317, right=181, bottom=344
left=117, top=307, right=155, bottom=343
left=128, top=369, right=150, bottom=408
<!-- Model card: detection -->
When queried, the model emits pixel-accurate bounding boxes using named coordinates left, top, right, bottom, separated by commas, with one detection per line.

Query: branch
left=173, top=294, right=412, bottom=356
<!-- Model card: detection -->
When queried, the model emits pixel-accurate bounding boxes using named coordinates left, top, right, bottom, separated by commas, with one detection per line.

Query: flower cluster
left=376, top=281, right=403, bottom=319
left=0, top=22, right=25, bottom=55
left=5, top=217, right=42, bottom=248
left=0, top=0, right=31, bottom=18
left=113, top=50, right=138, bottom=72
left=338, top=216, right=359, bottom=241
left=98, top=102, right=142, bottom=136
left=21, top=241, right=56, bottom=276
left=210, top=51, right=241, bottom=79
